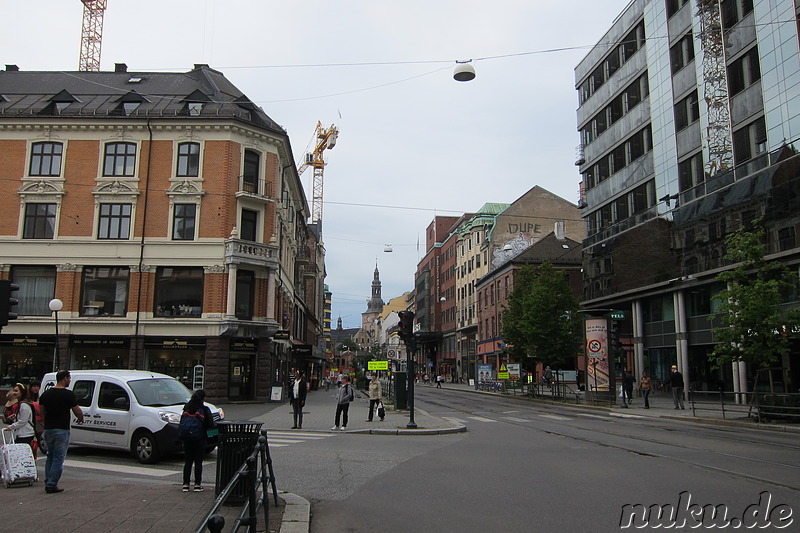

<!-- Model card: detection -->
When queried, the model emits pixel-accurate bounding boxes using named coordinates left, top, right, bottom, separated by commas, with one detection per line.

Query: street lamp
left=49, top=298, right=63, bottom=371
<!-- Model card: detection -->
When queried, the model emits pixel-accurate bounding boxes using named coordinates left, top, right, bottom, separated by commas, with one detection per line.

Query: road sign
left=387, top=349, right=397, bottom=359
left=368, top=361, right=389, bottom=371
left=498, top=363, right=509, bottom=379
left=587, top=339, right=604, bottom=358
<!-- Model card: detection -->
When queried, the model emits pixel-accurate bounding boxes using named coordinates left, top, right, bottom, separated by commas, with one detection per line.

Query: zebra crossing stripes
left=265, top=430, right=334, bottom=447
left=538, top=414, right=573, bottom=421
left=502, top=417, right=529, bottom=422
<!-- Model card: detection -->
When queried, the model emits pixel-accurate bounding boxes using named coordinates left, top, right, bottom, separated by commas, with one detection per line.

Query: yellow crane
left=79, top=0, right=107, bottom=72
left=297, top=121, right=339, bottom=226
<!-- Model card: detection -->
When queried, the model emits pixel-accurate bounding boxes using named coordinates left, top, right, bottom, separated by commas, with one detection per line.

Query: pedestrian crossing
left=265, top=430, right=334, bottom=447
left=443, top=413, right=579, bottom=425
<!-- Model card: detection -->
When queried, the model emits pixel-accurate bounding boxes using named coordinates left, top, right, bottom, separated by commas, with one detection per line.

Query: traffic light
left=398, top=310, right=415, bottom=342
left=609, top=323, right=623, bottom=363
left=0, top=280, right=20, bottom=327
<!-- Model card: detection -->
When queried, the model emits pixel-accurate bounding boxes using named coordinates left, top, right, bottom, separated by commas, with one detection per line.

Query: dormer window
left=187, top=102, right=203, bottom=116
left=39, top=89, right=78, bottom=116
left=181, top=89, right=210, bottom=117
left=114, top=91, right=146, bottom=116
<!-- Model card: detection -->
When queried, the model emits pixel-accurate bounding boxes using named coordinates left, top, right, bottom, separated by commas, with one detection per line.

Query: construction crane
left=79, top=0, right=107, bottom=72
left=696, top=0, right=733, bottom=177
left=296, top=122, right=339, bottom=226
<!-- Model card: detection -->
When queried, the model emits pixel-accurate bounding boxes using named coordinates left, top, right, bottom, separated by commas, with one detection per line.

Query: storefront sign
left=273, top=330, right=290, bottom=340
left=231, top=340, right=257, bottom=352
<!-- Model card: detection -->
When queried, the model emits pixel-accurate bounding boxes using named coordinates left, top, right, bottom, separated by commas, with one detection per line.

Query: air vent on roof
left=115, top=63, right=128, bottom=73
left=5, top=65, right=19, bottom=72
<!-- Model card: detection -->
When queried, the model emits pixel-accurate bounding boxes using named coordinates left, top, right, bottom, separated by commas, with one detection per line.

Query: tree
left=337, top=338, right=359, bottom=354
left=711, top=222, right=800, bottom=370
left=501, top=262, right=582, bottom=368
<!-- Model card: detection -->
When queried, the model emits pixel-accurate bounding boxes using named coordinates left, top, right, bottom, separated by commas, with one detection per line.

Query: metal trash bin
left=214, top=421, right=264, bottom=505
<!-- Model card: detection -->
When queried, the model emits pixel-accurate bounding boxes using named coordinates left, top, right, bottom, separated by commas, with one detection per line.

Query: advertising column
left=585, top=318, right=611, bottom=402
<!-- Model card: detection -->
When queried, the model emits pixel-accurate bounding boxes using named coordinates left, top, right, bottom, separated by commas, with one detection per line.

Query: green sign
left=608, top=310, right=626, bottom=321
left=368, top=360, right=389, bottom=370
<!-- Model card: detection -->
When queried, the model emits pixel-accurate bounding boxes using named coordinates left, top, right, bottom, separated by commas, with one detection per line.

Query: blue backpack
left=178, top=409, right=205, bottom=441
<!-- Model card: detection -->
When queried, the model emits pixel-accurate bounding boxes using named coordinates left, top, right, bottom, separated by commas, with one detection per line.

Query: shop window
left=23, top=203, right=56, bottom=239
left=98, top=203, right=132, bottom=240
left=82, top=266, right=130, bottom=317
left=172, top=203, right=196, bottom=240
left=98, top=382, right=129, bottom=410
left=29, top=142, right=63, bottom=176
left=240, top=209, right=258, bottom=242
left=154, top=266, right=203, bottom=317
left=176, top=142, right=200, bottom=177
left=103, top=142, right=136, bottom=177
left=11, top=265, right=56, bottom=316
left=73, top=380, right=96, bottom=407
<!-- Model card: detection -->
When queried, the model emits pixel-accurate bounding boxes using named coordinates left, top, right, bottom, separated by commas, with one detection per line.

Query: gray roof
left=0, top=64, right=284, bottom=134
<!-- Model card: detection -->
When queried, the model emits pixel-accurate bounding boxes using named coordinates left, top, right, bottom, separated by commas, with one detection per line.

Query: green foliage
left=711, top=223, right=800, bottom=369
left=337, top=338, right=359, bottom=353
left=500, top=262, right=582, bottom=367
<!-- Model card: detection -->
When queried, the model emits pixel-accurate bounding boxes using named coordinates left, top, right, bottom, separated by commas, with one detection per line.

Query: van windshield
left=128, top=378, right=192, bottom=407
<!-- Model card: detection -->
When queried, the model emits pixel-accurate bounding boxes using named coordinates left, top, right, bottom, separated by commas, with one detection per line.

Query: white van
left=41, top=370, right=224, bottom=464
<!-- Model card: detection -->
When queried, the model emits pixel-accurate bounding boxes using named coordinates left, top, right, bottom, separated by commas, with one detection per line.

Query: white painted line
left=502, top=410, right=520, bottom=414
left=268, top=438, right=307, bottom=444
left=64, top=460, right=175, bottom=477
left=502, top=417, right=529, bottom=422
left=577, top=413, right=609, bottom=420
left=538, top=414, right=572, bottom=421
left=467, top=416, right=497, bottom=423
left=609, top=412, right=644, bottom=419
left=268, top=432, right=330, bottom=439
left=443, top=417, right=468, bottom=425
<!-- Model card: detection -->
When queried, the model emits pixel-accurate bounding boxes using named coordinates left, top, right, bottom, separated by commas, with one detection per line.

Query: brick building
left=0, top=64, right=325, bottom=402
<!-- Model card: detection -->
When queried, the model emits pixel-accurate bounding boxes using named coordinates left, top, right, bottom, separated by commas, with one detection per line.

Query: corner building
left=577, top=1, right=800, bottom=394
left=0, top=64, right=325, bottom=402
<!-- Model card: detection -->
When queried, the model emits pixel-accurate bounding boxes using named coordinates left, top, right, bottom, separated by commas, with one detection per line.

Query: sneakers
left=340, top=426, right=346, bottom=431
left=194, top=485, right=204, bottom=492
left=331, top=425, right=339, bottom=431
left=182, top=485, right=190, bottom=492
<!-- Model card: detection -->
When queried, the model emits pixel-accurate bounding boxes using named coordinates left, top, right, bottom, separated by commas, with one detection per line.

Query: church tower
left=361, top=263, right=384, bottom=330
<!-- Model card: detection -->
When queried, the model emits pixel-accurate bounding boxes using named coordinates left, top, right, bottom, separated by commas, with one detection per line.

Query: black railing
left=194, top=429, right=279, bottom=533
left=688, top=389, right=800, bottom=423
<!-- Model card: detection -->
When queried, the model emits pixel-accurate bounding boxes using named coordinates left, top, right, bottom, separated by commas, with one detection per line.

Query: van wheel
left=132, top=431, right=159, bottom=464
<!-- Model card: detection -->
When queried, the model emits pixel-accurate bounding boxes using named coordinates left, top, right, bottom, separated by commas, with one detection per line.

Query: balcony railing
left=225, top=238, right=279, bottom=269
left=236, top=176, right=274, bottom=199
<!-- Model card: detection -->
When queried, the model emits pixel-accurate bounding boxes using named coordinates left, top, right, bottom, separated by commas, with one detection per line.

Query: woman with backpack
left=179, top=390, right=215, bottom=492
left=331, top=376, right=354, bottom=431
left=2, top=383, right=36, bottom=456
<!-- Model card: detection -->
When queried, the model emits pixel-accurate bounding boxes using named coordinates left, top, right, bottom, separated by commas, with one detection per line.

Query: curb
left=279, top=491, right=310, bottom=533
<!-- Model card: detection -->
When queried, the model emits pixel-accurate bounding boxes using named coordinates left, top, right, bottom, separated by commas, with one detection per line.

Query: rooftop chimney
left=555, top=221, right=566, bottom=240
left=194, top=64, right=209, bottom=70
left=5, top=65, right=19, bottom=72
left=115, top=63, right=128, bottom=73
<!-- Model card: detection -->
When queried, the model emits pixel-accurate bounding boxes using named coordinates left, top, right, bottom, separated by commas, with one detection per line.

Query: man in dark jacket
left=289, top=371, right=308, bottom=429
left=669, top=365, right=685, bottom=409
left=621, top=369, right=635, bottom=407
left=179, top=390, right=215, bottom=492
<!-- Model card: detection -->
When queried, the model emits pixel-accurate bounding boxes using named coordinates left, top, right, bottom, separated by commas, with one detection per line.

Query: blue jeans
left=44, top=429, right=70, bottom=488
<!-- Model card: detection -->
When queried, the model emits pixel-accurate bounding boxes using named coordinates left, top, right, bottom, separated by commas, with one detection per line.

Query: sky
left=2, top=0, right=630, bottom=329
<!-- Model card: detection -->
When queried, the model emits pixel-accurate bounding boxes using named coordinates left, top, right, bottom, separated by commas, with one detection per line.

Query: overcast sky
left=2, top=0, right=629, bottom=329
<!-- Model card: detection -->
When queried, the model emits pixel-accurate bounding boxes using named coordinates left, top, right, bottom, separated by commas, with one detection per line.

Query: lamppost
left=49, top=298, right=63, bottom=371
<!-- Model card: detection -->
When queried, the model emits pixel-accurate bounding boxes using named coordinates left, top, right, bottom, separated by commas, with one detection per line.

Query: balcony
left=235, top=176, right=275, bottom=200
left=224, top=238, right=279, bottom=269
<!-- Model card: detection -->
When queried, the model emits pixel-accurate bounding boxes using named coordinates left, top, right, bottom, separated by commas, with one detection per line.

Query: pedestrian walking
left=3, top=383, right=36, bottom=455
left=39, top=370, right=85, bottom=494
left=543, top=366, right=553, bottom=386
left=669, top=365, right=685, bottom=409
left=289, top=371, right=307, bottom=429
left=436, top=374, right=443, bottom=388
left=331, top=376, right=354, bottom=431
left=622, top=369, right=635, bottom=406
left=640, top=371, right=654, bottom=409
left=179, top=389, right=215, bottom=492
left=366, top=374, right=381, bottom=422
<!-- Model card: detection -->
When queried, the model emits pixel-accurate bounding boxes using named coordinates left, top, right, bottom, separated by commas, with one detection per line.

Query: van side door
left=70, top=379, right=97, bottom=445
left=91, top=381, right=131, bottom=448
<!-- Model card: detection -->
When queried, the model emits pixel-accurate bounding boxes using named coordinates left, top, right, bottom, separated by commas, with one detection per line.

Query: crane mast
left=79, top=0, right=107, bottom=72
left=297, top=122, right=339, bottom=226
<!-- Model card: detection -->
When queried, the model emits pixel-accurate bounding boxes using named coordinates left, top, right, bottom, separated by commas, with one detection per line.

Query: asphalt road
left=300, top=387, right=799, bottom=532
left=39, top=390, right=799, bottom=532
